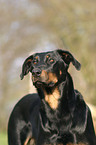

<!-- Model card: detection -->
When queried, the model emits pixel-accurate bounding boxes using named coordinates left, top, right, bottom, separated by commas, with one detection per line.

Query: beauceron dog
left=8, top=49, right=96, bottom=145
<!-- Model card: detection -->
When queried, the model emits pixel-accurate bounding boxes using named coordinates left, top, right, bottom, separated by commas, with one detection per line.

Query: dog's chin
left=33, top=81, right=55, bottom=88
left=33, top=81, right=42, bottom=88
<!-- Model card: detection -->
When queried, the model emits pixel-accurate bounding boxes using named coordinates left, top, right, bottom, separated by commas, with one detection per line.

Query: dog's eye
left=49, top=59, right=54, bottom=63
left=46, top=56, right=54, bottom=64
left=33, top=60, right=38, bottom=65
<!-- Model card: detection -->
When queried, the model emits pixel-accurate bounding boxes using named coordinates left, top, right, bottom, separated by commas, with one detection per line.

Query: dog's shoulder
left=72, top=90, right=88, bottom=132
left=15, top=93, right=40, bottom=109
left=74, top=89, right=88, bottom=113
left=74, top=90, right=85, bottom=104
left=10, top=93, right=41, bottom=120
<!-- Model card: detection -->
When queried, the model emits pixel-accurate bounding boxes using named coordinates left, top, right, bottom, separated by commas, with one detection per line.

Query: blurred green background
left=0, top=0, right=96, bottom=144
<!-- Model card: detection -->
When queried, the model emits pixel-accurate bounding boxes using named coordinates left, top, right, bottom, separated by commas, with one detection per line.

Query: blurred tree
left=0, top=0, right=96, bottom=131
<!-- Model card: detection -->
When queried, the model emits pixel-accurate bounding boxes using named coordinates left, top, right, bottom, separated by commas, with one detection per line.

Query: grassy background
left=0, top=132, right=7, bottom=145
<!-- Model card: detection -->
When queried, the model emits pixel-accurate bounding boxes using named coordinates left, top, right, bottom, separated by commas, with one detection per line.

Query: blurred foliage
left=0, top=0, right=96, bottom=133
left=0, top=132, right=7, bottom=145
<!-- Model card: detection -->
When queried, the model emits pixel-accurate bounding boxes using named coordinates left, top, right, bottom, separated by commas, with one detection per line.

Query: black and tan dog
left=8, top=49, right=96, bottom=145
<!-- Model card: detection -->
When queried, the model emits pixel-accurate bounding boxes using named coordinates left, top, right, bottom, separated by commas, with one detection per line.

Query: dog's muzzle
left=32, top=68, right=41, bottom=77
left=32, top=69, right=58, bottom=88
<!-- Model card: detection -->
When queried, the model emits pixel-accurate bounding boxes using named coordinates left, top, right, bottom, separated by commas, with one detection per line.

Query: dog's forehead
left=33, top=51, right=57, bottom=59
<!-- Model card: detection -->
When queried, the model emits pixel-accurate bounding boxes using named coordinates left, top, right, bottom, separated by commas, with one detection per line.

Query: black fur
left=8, top=49, right=96, bottom=145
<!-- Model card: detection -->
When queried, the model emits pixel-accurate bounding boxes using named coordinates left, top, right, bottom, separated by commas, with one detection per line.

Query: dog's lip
left=33, top=80, right=55, bottom=88
left=48, top=82, right=55, bottom=87
left=35, top=81, right=42, bottom=85
left=32, top=75, right=56, bottom=87
left=33, top=81, right=44, bottom=88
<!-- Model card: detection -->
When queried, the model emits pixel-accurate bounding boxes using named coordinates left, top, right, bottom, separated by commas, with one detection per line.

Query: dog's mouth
left=32, top=76, right=56, bottom=88
left=32, top=70, right=58, bottom=88
left=33, top=81, right=43, bottom=88
left=33, top=80, right=56, bottom=88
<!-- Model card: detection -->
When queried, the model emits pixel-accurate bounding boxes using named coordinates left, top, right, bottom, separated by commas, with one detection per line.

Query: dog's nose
left=32, top=69, right=41, bottom=77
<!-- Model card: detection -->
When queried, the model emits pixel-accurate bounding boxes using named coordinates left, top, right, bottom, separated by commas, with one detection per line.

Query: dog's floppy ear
left=57, top=49, right=81, bottom=70
left=20, top=55, right=33, bottom=80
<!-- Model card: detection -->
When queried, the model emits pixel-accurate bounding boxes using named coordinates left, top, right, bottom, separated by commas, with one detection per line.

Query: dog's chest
left=44, top=87, right=60, bottom=110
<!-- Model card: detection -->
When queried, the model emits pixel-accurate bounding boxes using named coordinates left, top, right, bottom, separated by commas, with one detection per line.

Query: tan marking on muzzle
left=41, top=70, right=47, bottom=77
left=44, top=87, right=60, bottom=109
left=47, top=72, right=58, bottom=84
left=40, top=70, right=48, bottom=81
left=40, top=71, right=58, bottom=84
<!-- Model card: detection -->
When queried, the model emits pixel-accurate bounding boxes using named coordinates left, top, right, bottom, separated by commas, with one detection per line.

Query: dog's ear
left=57, top=49, right=81, bottom=70
left=20, top=55, right=33, bottom=80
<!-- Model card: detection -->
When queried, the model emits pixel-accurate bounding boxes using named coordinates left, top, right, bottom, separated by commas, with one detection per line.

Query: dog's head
left=20, top=49, right=81, bottom=88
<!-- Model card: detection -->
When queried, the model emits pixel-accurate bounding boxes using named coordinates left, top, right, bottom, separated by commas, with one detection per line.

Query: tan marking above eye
left=46, top=55, right=49, bottom=58
left=33, top=57, right=38, bottom=64
left=35, top=56, right=38, bottom=59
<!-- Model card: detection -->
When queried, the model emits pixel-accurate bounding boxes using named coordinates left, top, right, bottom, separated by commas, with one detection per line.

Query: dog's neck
left=43, top=86, right=60, bottom=109
left=36, top=72, right=76, bottom=113
left=60, top=72, right=76, bottom=114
